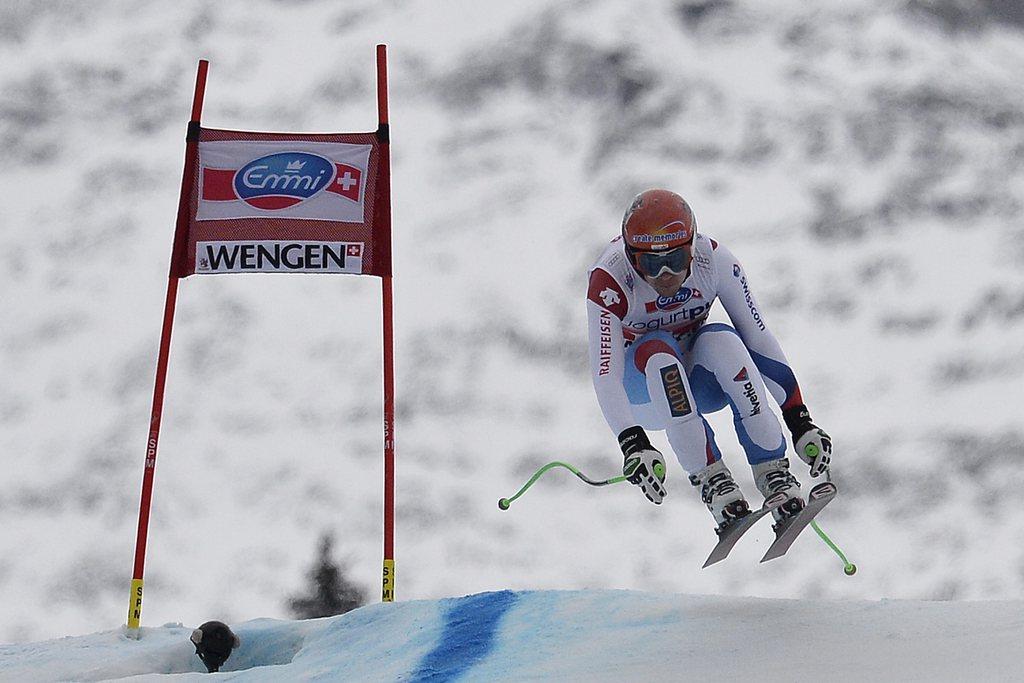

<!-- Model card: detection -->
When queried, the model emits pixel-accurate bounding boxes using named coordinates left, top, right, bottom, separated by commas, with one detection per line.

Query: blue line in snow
left=409, top=590, right=518, bottom=682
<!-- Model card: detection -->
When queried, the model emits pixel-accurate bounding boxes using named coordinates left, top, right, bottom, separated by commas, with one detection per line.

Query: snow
left=1, top=589, right=1022, bottom=681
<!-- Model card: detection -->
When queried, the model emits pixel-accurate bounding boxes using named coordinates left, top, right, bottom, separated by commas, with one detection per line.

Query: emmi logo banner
left=197, top=141, right=371, bottom=223
left=196, top=241, right=364, bottom=274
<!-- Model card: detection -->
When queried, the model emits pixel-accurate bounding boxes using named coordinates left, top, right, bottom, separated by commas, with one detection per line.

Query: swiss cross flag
left=171, top=127, right=391, bottom=278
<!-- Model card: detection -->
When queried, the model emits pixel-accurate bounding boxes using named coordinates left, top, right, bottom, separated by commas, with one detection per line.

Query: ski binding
left=702, top=491, right=788, bottom=568
left=759, top=481, right=838, bottom=563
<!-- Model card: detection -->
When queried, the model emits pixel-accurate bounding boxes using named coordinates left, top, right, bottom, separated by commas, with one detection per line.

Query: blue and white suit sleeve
left=713, top=243, right=805, bottom=411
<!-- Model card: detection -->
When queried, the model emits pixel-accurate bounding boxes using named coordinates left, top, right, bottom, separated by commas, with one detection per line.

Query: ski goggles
left=627, top=244, right=692, bottom=278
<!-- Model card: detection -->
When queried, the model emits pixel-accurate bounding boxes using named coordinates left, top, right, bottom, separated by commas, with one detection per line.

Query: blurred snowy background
left=2, top=0, right=1023, bottom=644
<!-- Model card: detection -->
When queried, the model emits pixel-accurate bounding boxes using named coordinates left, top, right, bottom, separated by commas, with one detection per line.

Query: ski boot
left=689, top=460, right=750, bottom=535
left=752, top=457, right=804, bottom=533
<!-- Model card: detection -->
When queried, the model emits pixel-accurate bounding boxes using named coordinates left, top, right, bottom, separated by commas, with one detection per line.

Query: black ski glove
left=618, top=426, right=667, bottom=504
left=783, top=404, right=832, bottom=477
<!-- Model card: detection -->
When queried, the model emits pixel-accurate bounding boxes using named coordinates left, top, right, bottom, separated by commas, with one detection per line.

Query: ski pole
left=810, top=469, right=856, bottom=575
left=810, top=520, right=857, bottom=575
left=498, top=461, right=626, bottom=510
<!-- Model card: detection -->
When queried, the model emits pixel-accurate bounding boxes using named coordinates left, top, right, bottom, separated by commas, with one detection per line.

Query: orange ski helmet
left=621, top=189, right=697, bottom=252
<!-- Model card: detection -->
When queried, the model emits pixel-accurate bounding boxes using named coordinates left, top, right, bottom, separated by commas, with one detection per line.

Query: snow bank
left=1, top=590, right=1020, bottom=681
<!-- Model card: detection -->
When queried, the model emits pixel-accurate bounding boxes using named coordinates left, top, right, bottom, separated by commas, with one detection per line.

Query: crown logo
left=285, top=159, right=306, bottom=171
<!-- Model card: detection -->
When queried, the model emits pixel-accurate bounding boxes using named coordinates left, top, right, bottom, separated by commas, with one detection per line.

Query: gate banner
left=171, top=128, right=390, bottom=278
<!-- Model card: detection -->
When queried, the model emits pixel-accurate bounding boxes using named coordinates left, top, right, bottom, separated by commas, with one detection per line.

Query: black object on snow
left=190, top=620, right=240, bottom=673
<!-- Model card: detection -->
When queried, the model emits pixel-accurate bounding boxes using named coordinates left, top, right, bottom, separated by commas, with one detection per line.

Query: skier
left=586, top=189, right=832, bottom=535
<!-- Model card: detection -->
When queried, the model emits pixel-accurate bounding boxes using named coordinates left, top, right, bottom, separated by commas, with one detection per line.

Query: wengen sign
left=196, top=241, right=364, bottom=273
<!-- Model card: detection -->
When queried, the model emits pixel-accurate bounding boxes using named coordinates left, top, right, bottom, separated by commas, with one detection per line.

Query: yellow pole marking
left=382, top=559, right=395, bottom=602
left=127, top=579, right=144, bottom=631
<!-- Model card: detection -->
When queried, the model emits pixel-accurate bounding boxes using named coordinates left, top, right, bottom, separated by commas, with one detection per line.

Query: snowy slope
left=2, top=589, right=1023, bottom=682
left=2, top=0, right=1024, bottom=644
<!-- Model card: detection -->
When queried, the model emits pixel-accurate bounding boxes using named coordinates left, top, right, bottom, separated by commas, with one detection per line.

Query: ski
left=702, top=492, right=788, bottom=568
left=759, top=481, right=838, bottom=563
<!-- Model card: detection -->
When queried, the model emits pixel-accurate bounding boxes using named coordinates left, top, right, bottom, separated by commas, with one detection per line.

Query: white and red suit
left=586, top=234, right=804, bottom=474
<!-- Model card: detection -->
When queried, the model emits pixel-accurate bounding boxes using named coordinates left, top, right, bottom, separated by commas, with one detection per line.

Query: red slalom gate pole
left=377, top=44, right=396, bottom=603
left=127, top=59, right=209, bottom=634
